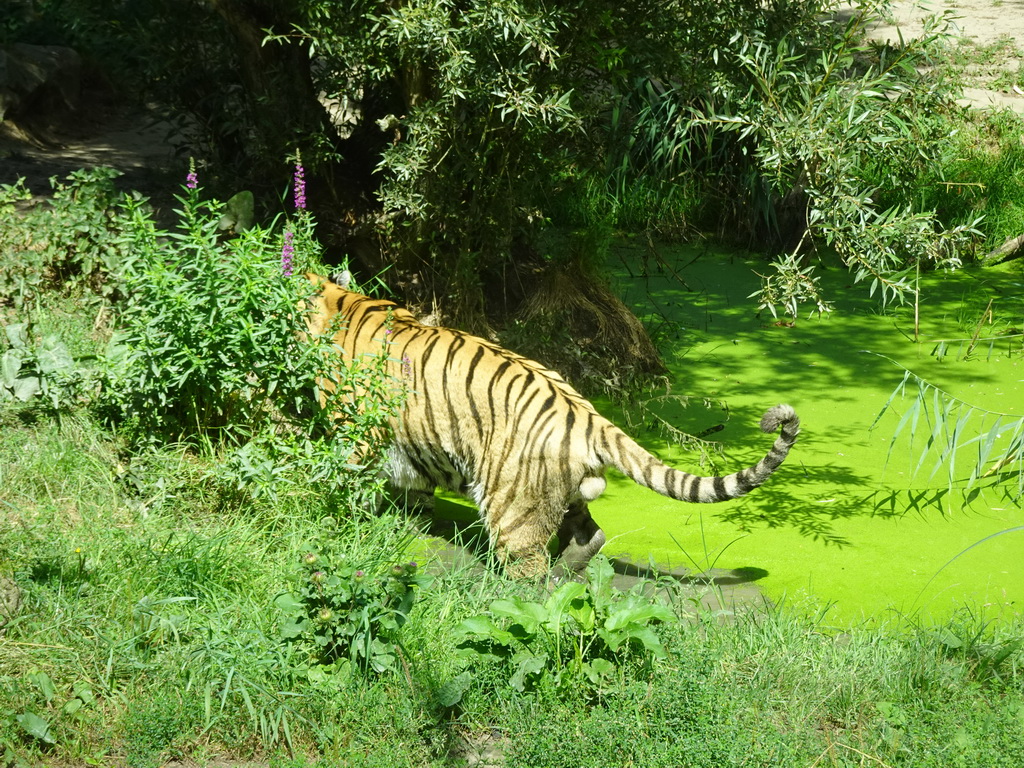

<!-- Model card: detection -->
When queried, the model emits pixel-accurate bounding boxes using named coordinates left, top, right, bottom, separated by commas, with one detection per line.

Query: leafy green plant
left=456, top=555, right=673, bottom=696
left=0, top=323, right=95, bottom=410
left=0, top=169, right=133, bottom=311
left=912, top=109, right=1024, bottom=256
left=708, top=7, right=979, bottom=317
left=873, top=360, right=1024, bottom=500
left=277, top=533, right=431, bottom=674
left=100, top=170, right=402, bottom=505
left=122, top=693, right=192, bottom=768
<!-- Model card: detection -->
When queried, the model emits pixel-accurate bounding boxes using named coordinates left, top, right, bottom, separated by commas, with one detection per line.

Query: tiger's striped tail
left=607, top=404, right=800, bottom=503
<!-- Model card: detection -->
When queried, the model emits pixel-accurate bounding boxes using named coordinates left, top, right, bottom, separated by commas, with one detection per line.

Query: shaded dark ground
left=0, top=83, right=179, bottom=204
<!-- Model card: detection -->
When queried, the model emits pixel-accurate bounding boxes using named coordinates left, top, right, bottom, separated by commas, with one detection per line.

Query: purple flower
left=282, top=230, right=295, bottom=277
left=293, top=163, right=306, bottom=211
left=186, top=159, right=198, bottom=190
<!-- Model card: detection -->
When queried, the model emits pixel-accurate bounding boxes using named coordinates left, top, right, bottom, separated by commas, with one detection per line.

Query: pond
left=592, top=241, right=1024, bottom=626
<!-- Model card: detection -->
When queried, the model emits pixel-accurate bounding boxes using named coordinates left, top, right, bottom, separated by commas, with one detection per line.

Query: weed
left=99, top=172, right=401, bottom=507
left=0, top=169, right=132, bottom=312
left=122, top=693, right=192, bottom=768
left=1, top=322, right=96, bottom=411
left=278, top=525, right=431, bottom=674
left=456, top=555, right=673, bottom=698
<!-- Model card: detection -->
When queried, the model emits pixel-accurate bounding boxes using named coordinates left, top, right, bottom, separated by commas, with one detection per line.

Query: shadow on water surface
left=613, top=243, right=1023, bottom=405
left=417, top=497, right=772, bottom=600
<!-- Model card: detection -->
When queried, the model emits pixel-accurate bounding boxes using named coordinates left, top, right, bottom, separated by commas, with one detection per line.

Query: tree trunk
left=980, top=233, right=1024, bottom=266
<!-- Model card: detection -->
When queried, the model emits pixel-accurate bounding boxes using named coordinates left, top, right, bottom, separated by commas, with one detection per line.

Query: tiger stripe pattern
left=305, top=272, right=800, bottom=578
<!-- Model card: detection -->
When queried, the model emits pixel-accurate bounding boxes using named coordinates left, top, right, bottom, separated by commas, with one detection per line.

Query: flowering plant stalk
left=282, top=157, right=309, bottom=277
left=103, top=163, right=400, bottom=508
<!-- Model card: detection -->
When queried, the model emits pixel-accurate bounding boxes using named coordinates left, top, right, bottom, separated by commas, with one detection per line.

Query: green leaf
left=274, top=592, right=305, bottom=615
left=596, top=627, right=624, bottom=653
left=28, top=670, right=56, bottom=703
left=279, top=619, right=307, bottom=640
left=604, top=603, right=673, bottom=632
left=489, top=598, right=546, bottom=634
left=16, top=712, right=55, bottom=744
left=543, top=581, right=586, bottom=633
left=36, top=336, right=73, bottom=373
left=1, top=350, right=22, bottom=387
left=456, top=615, right=516, bottom=647
left=12, top=374, right=42, bottom=402
left=583, top=657, right=616, bottom=684
left=567, top=595, right=596, bottom=633
left=509, top=653, right=548, bottom=692
left=436, top=671, right=472, bottom=707
left=585, top=555, right=616, bottom=606
left=621, top=625, right=668, bottom=659
left=4, top=322, right=29, bottom=348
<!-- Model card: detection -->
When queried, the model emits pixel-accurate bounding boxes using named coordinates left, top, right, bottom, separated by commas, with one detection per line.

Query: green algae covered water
left=591, top=242, right=1024, bottom=625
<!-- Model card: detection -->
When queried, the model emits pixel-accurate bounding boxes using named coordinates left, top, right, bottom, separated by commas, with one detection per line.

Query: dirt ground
left=869, top=0, right=1024, bottom=112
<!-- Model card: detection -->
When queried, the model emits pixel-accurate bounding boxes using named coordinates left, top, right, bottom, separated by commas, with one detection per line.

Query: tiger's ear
left=331, top=270, right=353, bottom=289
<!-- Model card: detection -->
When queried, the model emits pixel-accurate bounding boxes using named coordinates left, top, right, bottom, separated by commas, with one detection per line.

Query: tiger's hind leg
left=553, top=500, right=606, bottom=577
left=484, top=491, right=564, bottom=580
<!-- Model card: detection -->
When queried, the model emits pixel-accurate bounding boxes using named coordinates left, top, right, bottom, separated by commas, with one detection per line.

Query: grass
left=1, top=59, right=1023, bottom=761
left=936, top=33, right=1024, bottom=93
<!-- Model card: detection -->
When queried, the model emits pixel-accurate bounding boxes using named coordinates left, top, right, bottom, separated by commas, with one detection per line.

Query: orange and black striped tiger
left=305, top=272, right=800, bottom=578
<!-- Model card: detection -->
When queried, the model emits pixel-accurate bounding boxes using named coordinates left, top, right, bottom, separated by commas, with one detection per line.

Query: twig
left=964, top=298, right=993, bottom=359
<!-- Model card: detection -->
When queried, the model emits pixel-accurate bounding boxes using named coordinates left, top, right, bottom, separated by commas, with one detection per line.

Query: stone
left=0, top=43, right=82, bottom=124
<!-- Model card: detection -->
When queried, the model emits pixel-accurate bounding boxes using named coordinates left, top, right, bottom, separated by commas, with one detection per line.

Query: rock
left=0, top=43, right=82, bottom=124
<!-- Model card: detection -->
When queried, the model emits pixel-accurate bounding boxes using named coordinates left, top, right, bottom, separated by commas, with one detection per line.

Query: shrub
left=100, top=168, right=402, bottom=506
left=0, top=168, right=133, bottom=311
left=277, top=526, right=431, bottom=674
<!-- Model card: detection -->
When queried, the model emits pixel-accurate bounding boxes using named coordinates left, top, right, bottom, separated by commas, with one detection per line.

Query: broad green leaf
left=436, top=671, right=472, bottom=707
left=604, top=603, right=673, bottom=632
left=5, top=322, right=28, bottom=348
left=29, top=670, right=56, bottom=702
left=274, top=592, right=304, bottom=614
left=489, top=598, right=546, bottom=633
left=456, top=615, right=516, bottom=647
left=12, top=373, right=41, bottom=402
left=16, top=712, right=55, bottom=744
left=596, top=627, right=624, bottom=653
left=543, top=581, right=586, bottom=632
left=509, top=653, right=547, bottom=692
left=279, top=620, right=307, bottom=640
left=1, top=350, right=22, bottom=386
left=584, top=658, right=615, bottom=679
left=37, top=336, right=73, bottom=373
left=567, top=596, right=596, bottom=634
left=621, top=626, right=668, bottom=659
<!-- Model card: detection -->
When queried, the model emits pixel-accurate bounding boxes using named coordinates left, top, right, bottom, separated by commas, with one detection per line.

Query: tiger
left=304, top=271, right=800, bottom=579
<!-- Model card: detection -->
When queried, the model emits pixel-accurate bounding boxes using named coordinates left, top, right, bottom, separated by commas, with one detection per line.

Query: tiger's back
left=306, top=272, right=800, bottom=578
